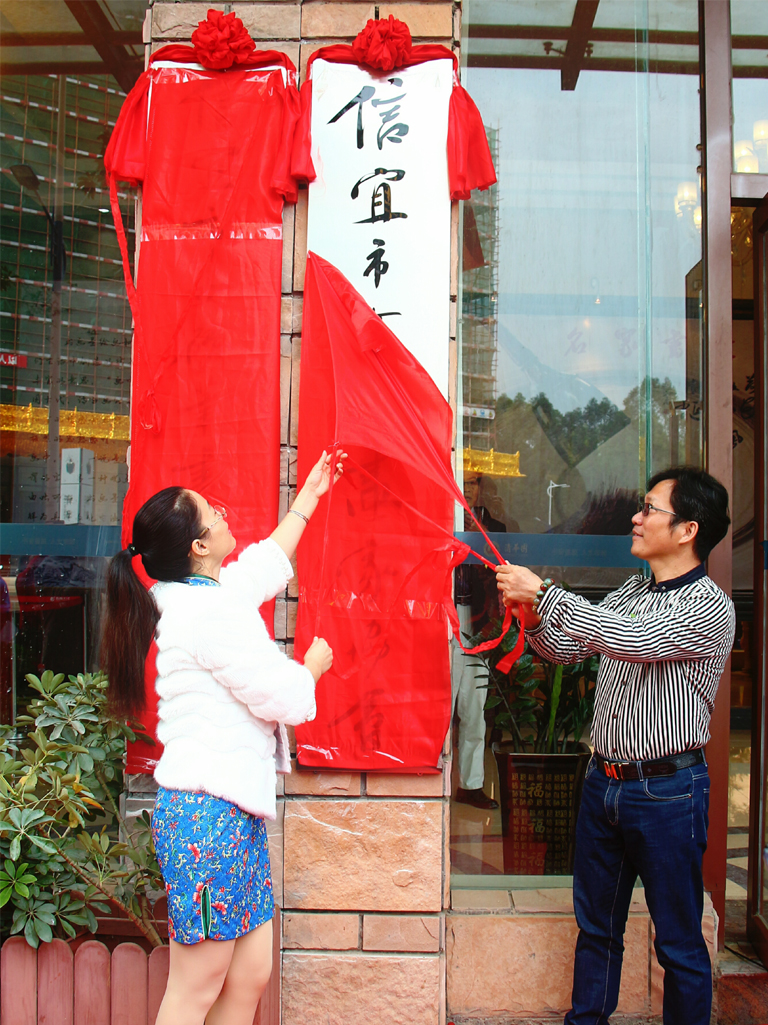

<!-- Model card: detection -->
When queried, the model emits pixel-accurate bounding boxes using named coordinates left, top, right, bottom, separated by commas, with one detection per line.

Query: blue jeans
left=565, top=756, right=711, bottom=1025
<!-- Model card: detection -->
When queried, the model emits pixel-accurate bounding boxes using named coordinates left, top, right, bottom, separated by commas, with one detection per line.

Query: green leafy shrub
left=466, top=615, right=600, bottom=754
left=0, top=671, right=163, bottom=948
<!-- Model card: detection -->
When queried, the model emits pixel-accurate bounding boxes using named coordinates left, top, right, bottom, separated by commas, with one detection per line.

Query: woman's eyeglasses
left=198, top=505, right=227, bottom=538
left=637, top=500, right=675, bottom=518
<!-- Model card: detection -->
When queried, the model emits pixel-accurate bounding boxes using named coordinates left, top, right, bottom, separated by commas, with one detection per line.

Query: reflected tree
left=520, top=393, right=629, bottom=469
left=622, top=376, right=679, bottom=467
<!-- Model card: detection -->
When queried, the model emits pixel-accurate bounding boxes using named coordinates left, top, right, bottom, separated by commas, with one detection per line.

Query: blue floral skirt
left=151, top=787, right=274, bottom=944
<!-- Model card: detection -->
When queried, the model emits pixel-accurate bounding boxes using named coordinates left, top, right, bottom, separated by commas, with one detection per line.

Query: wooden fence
left=0, top=931, right=280, bottom=1025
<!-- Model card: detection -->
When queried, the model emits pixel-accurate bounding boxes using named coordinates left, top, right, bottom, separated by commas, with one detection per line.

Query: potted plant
left=466, top=613, right=599, bottom=875
left=0, top=671, right=165, bottom=948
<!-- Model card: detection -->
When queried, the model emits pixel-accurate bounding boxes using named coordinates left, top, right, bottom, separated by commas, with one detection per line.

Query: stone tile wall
left=446, top=890, right=718, bottom=1021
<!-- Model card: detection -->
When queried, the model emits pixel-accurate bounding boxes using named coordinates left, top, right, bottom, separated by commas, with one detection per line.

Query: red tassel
left=448, top=84, right=497, bottom=201
left=291, top=79, right=317, bottom=183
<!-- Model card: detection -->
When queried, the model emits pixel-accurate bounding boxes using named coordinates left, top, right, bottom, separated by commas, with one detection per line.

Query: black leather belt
left=595, top=748, right=704, bottom=781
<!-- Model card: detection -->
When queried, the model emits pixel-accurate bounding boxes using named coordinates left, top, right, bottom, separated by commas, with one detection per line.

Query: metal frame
left=699, top=0, right=734, bottom=946
left=0, top=1, right=143, bottom=91
left=466, top=18, right=767, bottom=78
left=747, top=195, right=768, bottom=964
left=63, top=0, right=143, bottom=93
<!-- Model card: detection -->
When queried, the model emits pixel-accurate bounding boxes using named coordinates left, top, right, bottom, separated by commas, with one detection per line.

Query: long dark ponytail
left=100, top=487, right=202, bottom=718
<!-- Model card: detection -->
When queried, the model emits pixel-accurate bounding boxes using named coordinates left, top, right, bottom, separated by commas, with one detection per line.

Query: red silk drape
left=106, top=55, right=300, bottom=772
left=290, top=44, right=496, bottom=199
left=294, top=255, right=521, bottom=771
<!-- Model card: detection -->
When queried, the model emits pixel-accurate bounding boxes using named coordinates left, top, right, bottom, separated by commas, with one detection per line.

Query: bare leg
left=155, top=937, right=235, bottom=1025
left=206, top=920, right=274, bottom=1025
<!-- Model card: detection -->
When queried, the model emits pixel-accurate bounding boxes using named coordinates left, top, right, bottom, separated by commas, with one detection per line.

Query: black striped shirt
left=526, top=564, right=735, bottom=761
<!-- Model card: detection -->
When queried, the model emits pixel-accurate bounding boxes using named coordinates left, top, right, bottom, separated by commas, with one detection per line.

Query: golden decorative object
left=731, top=207, right=753, bottom=268
left=463, top=447, right=524, bottom=478
left=0, top=404, right=130, bottom=441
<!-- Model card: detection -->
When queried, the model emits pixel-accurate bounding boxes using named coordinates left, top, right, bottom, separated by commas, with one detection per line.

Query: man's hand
left=496, top=564, right=544, bottom=606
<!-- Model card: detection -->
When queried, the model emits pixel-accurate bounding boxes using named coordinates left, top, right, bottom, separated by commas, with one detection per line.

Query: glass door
left=748, top=194, right=768, bottom=964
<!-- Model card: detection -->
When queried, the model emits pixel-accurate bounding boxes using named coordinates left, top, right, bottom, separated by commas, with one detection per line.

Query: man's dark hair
left=646, top=466, right=730, bottom=561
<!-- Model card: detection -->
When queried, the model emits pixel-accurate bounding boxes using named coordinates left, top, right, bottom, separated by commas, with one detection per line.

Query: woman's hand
left=304, top=636, right=333, bottom=682
left=271, top=451, right=346, bottom=561
left=496, top=564, right=543, bottom=606
left=302, top=450, right=347, bottom=501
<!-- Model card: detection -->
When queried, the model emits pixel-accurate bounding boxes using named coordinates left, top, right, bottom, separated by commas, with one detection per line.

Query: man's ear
left=677, top=520, right=699, bottom=547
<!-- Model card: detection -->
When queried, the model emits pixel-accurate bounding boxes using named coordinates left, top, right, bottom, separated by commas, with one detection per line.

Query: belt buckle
left=606, top=760, right=628, bottom=780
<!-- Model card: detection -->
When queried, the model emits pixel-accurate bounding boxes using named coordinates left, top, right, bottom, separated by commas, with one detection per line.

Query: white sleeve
left=219, top=538, right=293, bottom=607
left=194, top=605, right=316, bottom=725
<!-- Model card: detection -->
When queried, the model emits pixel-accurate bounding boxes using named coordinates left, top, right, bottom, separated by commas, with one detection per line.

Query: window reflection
left=459, top=0, right=704, bottom=548
left=1, top=74, right=131, bottom=727
left=731, top=0, right=768, bottom=174
left=452, top=0, right=704, bottom=883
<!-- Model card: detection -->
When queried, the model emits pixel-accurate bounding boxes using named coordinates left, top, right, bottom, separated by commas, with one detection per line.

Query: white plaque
left=307, top=58, right=453, bottom=397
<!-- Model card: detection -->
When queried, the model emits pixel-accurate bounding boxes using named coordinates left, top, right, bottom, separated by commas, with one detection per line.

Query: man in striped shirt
left=496, top=467, right=734, bottom=1025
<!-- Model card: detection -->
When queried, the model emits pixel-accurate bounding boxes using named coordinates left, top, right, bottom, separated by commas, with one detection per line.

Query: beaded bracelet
left=532, top=577, right=555, bottom=612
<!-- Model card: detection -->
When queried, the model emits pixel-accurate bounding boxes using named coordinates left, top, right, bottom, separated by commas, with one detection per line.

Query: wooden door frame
left=747, top=197, right=768, bottom=965
left=700, top=0, right=733, bottom=945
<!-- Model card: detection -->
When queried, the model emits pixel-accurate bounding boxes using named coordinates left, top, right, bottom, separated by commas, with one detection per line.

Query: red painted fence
left=0, top=931, right=280, bottom=1025
left=0, top=939, right=168, bottom=1025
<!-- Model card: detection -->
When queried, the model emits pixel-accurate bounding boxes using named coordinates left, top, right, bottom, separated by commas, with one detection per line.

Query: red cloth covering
left=291, top=31, right=497, bottom=200
left=105, top=48, right=301, bottom=773
left=294, top=254, right=521, bottom=771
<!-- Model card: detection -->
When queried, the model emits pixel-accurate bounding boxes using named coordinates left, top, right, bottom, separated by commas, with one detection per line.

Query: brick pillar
left=138, top=4, right=461, bottom=1023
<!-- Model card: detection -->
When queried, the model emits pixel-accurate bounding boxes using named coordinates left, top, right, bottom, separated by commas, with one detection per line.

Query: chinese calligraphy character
left=565, top=328, right=586, bottom=355
left=372, top=90, right=409, bottom=149
left=364, top=239, right=389, bottom=288
left=329, top=80, right=409, bottom=151
left=615, top=328, right=638, bottom=358
left=661, top=330, right=684, bottom=359
left=351, top=168, right=408, bottom=225
left=329, top=86, right=375, bottom=149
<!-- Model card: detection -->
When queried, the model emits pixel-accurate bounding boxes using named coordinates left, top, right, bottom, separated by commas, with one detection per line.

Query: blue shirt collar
left=181, top=575, right=220, bottom=587
left=648, top=562, right=706, bottom=593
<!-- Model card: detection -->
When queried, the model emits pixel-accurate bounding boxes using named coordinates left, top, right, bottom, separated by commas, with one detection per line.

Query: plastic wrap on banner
left=105, top=52, right=302, bottom=773
left=294, top=254, right=522, bottom=772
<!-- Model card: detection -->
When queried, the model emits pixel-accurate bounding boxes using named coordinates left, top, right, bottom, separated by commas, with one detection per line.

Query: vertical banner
left=307, top=58, right=453, bottom=396
left=106, top=35, right=302, bottom=772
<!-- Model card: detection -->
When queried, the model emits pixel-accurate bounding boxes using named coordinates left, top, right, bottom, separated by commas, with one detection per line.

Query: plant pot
left=492, top=741, right=592, bottom=875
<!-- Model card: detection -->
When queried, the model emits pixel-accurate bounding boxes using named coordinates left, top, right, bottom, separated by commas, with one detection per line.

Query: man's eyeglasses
left=637, top=500, right=676, bottom=518
left=197, top=505, right=227, bottom=538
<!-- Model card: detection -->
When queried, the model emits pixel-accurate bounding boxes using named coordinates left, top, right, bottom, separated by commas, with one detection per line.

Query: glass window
left=1, top=74, right=134, bottom=727
left=731, top=0, right=768, bottom=173
left=451, top=0, right=703, bottom=887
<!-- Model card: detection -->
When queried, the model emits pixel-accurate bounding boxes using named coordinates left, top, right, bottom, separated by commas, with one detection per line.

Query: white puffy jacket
left=151, top=539, right=315, bottom=819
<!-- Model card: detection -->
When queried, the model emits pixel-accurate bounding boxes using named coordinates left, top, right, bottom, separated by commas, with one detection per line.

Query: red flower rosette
left=351, top=16, right=412, bottom=72
left=191, top=8, right=256, bottom=70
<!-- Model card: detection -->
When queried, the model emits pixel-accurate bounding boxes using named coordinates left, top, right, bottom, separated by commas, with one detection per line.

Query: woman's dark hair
left=646, top=466, right=731, bottom=562
left=100, top=487, right=202, bottom=718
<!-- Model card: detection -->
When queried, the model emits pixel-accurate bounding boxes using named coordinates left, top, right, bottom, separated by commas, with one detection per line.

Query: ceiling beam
left=467, top=24, right=767, bottom=53
left=562, top=0, right=601, bottom=90
left=1, top=30, right=142, bottom=47
left=465, top=54, right=767, bottom=79
left=63, top=0, right=142, bottom=93
left=467, top=54, right=701, bottom=76
left=0, top=61, right=110, bottom=78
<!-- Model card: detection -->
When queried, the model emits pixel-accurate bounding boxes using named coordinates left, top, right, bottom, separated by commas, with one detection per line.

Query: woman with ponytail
left=100, top=450, right=343, bottom=1025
